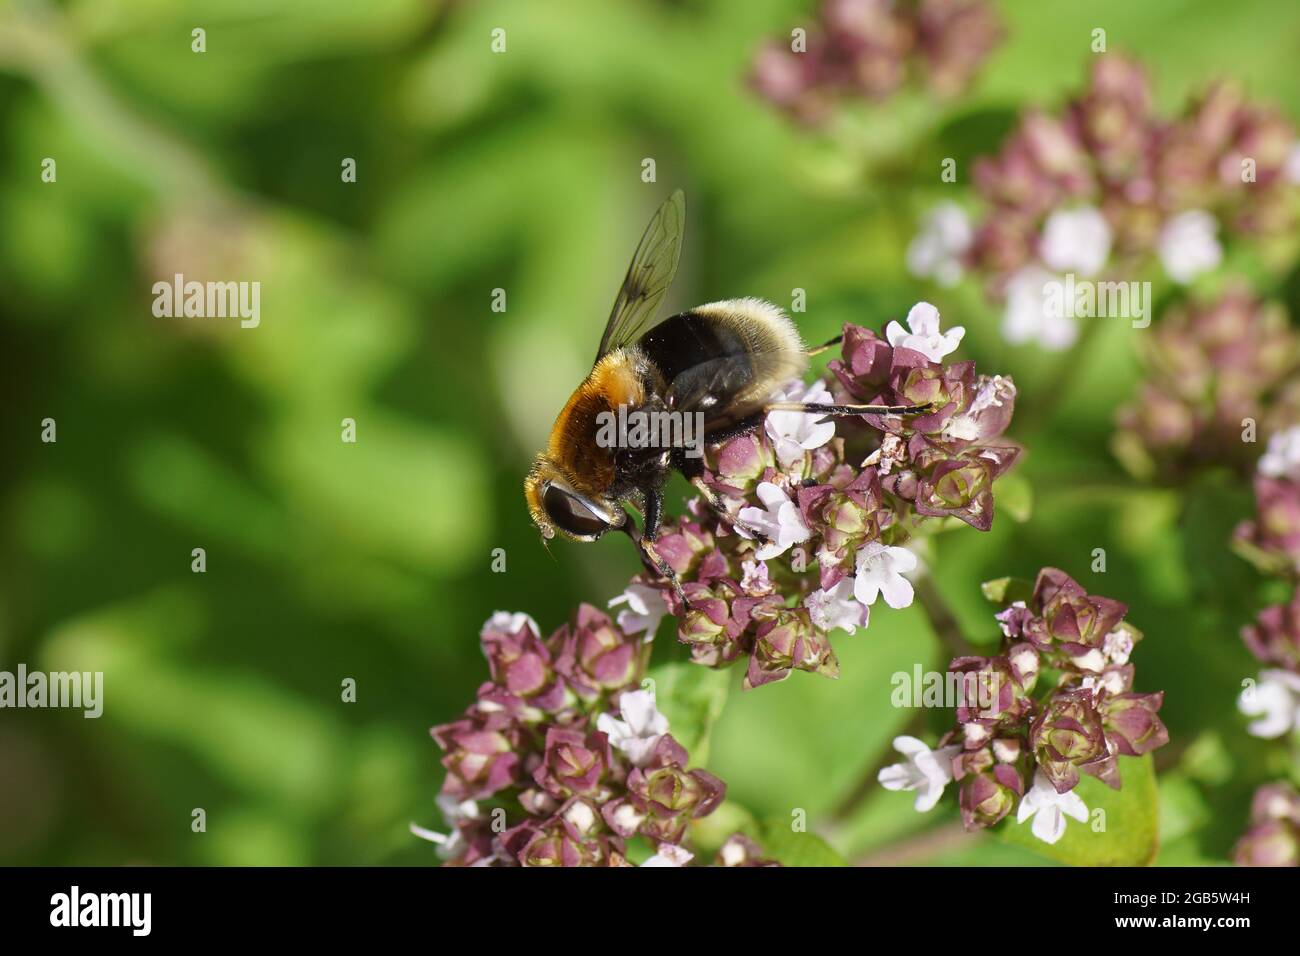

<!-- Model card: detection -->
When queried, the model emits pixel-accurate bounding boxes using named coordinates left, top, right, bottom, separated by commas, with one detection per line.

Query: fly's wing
left=595, top=190, right=686, bottom=363
left=666, top=350, right=808, bottom=433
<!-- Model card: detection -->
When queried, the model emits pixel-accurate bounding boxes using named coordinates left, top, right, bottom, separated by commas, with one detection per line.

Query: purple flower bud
left=747, top=609, right=840, bottom=689
left=1099, top=691, right=1169, bottom=756
left=959, top=764, right=1023, bottom=830
left=532, top=727, right=616, bottom=801
left=914, top=455, right=997, bottom=530
left=1236, top=476, right=1300, bottom=572
left=714, top=433, right=773, bottom=490
left=830, top=324, right=895, bottom=398
left=556, top=604, right=643, bottom=697
left=652, top=519, right=717, bottom=577
left=1242, top=590, right=1300, bottom=671
left=432, top=715, right=522, bottom=801
left=506, top=813, right=616, bottom=868
left=1031, top=568, right=1128, bottom=649
left=1029, top=689, right=1109, bottom=793
left=1234, top=782, right=1300, bottom=867
left=1233, top=819, right=1300, bottom=867
left=626, top=764, right=726, bottom=844
left=480, top=620, right=566, bottom=710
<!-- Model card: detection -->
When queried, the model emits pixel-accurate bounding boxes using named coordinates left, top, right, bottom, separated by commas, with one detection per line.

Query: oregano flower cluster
left=419, top=609, right=759, bottom=867
left=879, top=569, right=1169, bottom=843
left=1230, top=427, right=1300, bottom=864
left=609, top=303, right=1019, bottom=689
left=1114, top=287, right=1300, bottom=481
left=749, top=0, right=1004, bottom=123
left=1234, top=782, right=1300, bottom=867
left=908, top=55, right=1300, bottom=349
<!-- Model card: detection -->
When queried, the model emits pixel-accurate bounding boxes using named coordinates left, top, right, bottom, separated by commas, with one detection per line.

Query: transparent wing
left=595, top=189, right=686, bottom=362
left=665, top=350, right=808, bottom=432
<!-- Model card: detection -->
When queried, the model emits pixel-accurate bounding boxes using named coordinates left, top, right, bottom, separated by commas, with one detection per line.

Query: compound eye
left=542, top=484, right=609, bottom=538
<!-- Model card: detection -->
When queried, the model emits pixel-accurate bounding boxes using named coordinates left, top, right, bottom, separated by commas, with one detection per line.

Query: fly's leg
left=674, top=449, right=775, bottom=549
left=622, top=516, right=689, bottom=610
left=804, top=332, right=843, bottom=357
left=764, top=400, right=935, bottom=424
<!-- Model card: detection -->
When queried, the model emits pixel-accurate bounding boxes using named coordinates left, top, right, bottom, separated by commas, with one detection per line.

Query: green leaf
left=756, top=818, right=849, bottom=867
left=644, top=663, right=731, bottom=765
left=980, top=576, right=1035, bottom=607
left=996, top=755, right=1160, bottom=866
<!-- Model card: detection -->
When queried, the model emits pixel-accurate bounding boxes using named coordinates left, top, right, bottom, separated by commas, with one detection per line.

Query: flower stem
left=828, top=709, right=927, bottom=823
left=853, top=820, right=974, bottom=866
left=914, top=570, right=977, bottom=658
left=1014, top=307, right=1106, bottom=436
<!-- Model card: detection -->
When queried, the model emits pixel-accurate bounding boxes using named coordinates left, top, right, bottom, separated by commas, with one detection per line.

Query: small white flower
left=942, top=374, right=1015, bottom=442
left=885, top=301, right=965, bottom=363
left=410, top=795, right=480, bottom=860
left=804, top=577, right=868, bottom=634
left=561, top=799, right=598, bottom=833
left=482, top=611, right=539, bottom=637
left=1039, top=206, right=1112, bottom=277
left=1101, top=628, right=1134, bottom=666
left=765, top=379, right=837, bottom=470
left=1258, top=426, right=1300, bottom=482
left=878, top=736, right=960, bottom=812
left=642, top=843, right=693, bottom=867
left=854, top=541, right=917, bottom=609
left=1158, top=209, right=1222, bottom=284
left=1016, top=771, right=1089, bottom=845
left=740, top=559, right=772, bottom=595
left=996, top=600, right=1028, bottom=637
left=596, top=689, right=669, bottom=766
left=1002, top=265, right=1077, bottom=351
left=607, top=582, right=668, bottom=637
left=738, top=481, right=812, bottom=560
left=906, top=203, right=974, bottom=287
left=1239, top=669, right=1300, bottom=739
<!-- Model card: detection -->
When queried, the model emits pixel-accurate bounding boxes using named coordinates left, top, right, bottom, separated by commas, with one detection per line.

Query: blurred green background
left=1, top=0, right=1298, bottom=865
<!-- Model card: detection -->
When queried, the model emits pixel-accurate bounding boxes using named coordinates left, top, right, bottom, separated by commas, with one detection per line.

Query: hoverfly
left=524, top=190, right=930, bottom=601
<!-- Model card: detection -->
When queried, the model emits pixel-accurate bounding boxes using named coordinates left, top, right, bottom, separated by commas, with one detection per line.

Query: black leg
left=698, top=412, right=765, bottom=448
left=621, top=518, right=689, bottom=609
left=672, top=417, right=776, bottom=544
left=805, top=332, right=843, bottom=357
left=764, top=400, right=934, bottom=421
left=642, top=484, right=664, bottom=542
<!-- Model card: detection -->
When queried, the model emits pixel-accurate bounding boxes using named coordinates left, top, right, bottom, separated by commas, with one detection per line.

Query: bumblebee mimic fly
left=524, top=190, right=931, bottom=601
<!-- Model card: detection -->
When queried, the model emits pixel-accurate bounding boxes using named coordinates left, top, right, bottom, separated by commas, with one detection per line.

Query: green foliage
left=645, top=663, right=731, bottom=765
left=756, top=818, right=850, bottom=868
left=997, top=756, right=1160, bottom=866
left=1, top=0, right=1296, bottom=867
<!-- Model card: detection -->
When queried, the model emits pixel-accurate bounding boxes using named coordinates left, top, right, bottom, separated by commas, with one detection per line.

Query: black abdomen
left=638, top=311, right=753, bottom=387
left=633, top=301, right=808, bottom=432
